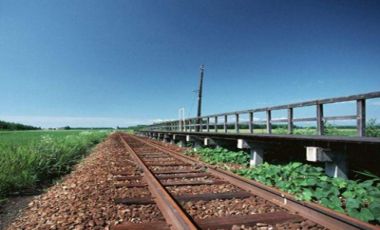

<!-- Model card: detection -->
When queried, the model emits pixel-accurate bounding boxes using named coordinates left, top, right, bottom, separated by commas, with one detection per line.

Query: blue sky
left=0, top=0, right=379, bottom=128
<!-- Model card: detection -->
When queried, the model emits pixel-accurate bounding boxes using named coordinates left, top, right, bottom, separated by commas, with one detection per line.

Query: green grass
left=0, top=130, right=85, bottom=145
left=0, top=130, right=109, bottom=199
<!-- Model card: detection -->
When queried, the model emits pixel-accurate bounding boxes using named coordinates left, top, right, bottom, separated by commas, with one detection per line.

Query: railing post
left=235, top=113, right=240, bottom=133
left=288, top=108, right=293, bottom=134
left=199, top=118, right=203, bottom=132
left=206, top=117, right=210, bottom=132
left=214, top=116, right=218, bottom=132
left=249, top=112, right=253, bottom=134
left=317, top=103, right=324, bottom=135
left=224, top=115, right=228, bottom=133
left=266, top=110, right=272, bottom=134
left=357, top=99, right=366, bottom=136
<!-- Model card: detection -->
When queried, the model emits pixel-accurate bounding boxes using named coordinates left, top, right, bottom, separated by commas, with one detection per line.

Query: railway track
left=112, top=133, right=378, bottom=230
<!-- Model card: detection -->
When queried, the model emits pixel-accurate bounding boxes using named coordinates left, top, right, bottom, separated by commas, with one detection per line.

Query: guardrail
left=143, top=91, right=380, bottom=137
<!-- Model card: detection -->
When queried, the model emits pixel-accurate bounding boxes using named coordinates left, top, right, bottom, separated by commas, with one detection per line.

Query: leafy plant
left=187, top=147, right=249, bottom=165
left=234, top=162, right=380, bottom=223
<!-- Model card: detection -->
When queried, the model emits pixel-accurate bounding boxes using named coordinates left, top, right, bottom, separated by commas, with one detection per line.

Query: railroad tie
left=115, top=191, right=252, bottom=205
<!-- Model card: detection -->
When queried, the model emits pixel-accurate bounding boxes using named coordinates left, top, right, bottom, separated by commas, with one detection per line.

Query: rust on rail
left=118, top=134, right=198, bottom=230
left=131, top=134, right=380, bottom=230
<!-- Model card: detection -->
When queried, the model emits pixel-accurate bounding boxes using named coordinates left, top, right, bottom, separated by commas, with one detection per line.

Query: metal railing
left=143, top=91, right=380, bottom=137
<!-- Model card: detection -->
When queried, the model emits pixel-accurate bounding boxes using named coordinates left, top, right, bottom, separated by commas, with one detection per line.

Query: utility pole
left=196, top=64, right=204, bottom=132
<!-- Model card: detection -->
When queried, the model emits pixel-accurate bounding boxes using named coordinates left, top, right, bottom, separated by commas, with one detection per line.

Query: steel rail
left=130, top=134, right=380, bottom=230
left=119, top=135, right=198, bottom=230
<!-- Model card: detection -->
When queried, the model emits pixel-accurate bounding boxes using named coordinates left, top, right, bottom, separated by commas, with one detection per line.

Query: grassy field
left=0, top=130, right=109, bottom=200
left=0, top=130, right=87, bottom=144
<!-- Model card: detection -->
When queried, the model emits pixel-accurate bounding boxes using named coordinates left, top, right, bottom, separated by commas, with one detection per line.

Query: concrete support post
left=203, top=137, right=237, bottom=149
left=186, top=135, right=203, bottom=148
left=173, top=135, right=186, bottom=147
left=249, top=148, right=264, bottom=167
left=325, top=155, right=347, bottom=179
left=163, top=134, right=172, bottom=143
left=204, top=137, right=221, bottom=148
left=178, top=140, right=185, bottom=147
left=306, top=147, right=348, bottom=179
left=204, top=137, right=213, bottom=146
left=237, top=139, right=265, bottom=167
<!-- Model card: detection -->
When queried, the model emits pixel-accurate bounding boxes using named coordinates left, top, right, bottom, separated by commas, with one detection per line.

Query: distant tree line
left=0, top=120, right=41, bottom=131
left=118, top=125, right=148, bottom=132
left=62, top=127, right=114, bottom=130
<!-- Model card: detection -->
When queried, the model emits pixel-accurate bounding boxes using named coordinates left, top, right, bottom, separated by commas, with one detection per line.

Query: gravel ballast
left=8, top=134, right=164, bottom=229
left=8, top=134, right=328, bottom=229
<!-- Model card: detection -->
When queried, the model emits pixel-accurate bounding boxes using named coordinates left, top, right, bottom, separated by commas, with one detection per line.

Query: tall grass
left=0, top=130, right=108, bottom=199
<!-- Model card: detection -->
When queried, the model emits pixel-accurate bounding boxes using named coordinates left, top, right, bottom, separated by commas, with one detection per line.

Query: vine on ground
left=186, top=147, right=380, bottom=223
